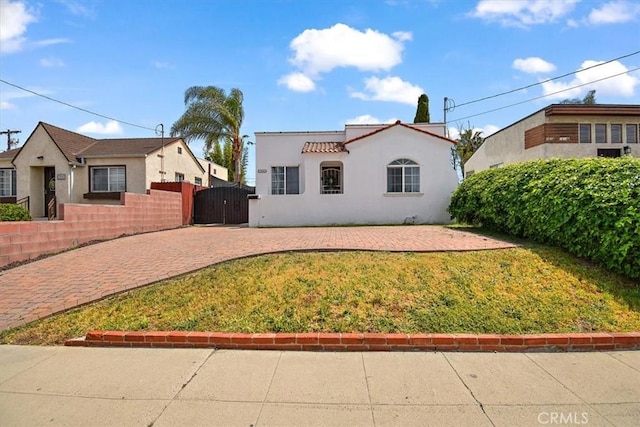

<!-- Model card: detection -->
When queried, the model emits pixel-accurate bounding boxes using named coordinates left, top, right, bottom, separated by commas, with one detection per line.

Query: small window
left=320, top=162, right=343, bottom=194
left=597, top=148, right=621, bottom=158
left=178, top=147, right=182, bottom=154
left=387, top=159, right=420, bottom=193
left=194, top=177, right=202, bottom=185
left=626, top=124, right=638, bottom=143
left=465, top=170, right=475, bottom=178
left=271, top=166, right=299, bottom=195
left=90, top=166, right=125, bottom=192
left=490, top=162, right=504, bottom=169
left=175, top=172, right=184, bottom=182
left=611, top=124, right=622, bottom=143
left=0, top=168, right=17, bottom=197
left=595, top=124, right=607, bottom=143
left=579, top=124, right=591, bottom=143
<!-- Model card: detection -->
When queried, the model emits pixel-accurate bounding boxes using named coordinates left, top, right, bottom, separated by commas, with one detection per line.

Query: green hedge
left=0, top=204, right=31, bottom=221
left=448, top=158, right=640, bottom=279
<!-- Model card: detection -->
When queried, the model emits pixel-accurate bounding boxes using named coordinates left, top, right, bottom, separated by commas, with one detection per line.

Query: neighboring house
left=0, top=148, right=20, bottom=204
left=465, top=104, right=639, bottom=176
left=197, top=157, right=229, bottom=184
left=249, top=121, right=459, bottom=227
left=1, top=122, right=226, bottom=218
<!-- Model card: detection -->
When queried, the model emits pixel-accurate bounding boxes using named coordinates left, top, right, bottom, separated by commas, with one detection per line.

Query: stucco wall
left=12, top=126, right=71, bottom=218
left=250, top=125, right=458, bottom=227
left=466, top=111, right=639, bottom=174
left=197, top=158, right=229, bottom=182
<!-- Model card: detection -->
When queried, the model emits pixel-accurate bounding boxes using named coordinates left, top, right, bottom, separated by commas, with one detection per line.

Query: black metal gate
left=194, top=185, right=255, bottom=224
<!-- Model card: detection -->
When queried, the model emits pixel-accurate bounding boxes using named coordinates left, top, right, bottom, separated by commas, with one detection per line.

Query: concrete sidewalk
left=1, top=345, right=638, bottom=426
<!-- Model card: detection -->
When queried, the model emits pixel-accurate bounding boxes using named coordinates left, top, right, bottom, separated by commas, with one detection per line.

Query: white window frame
left=90, top=166, right=126, bottom=193
left=387, top=159, right=420, bottom=193
left=194, top=177, right=202, bottom=186
left=271, top=166, right=299, bottom=195
left=0, top=168, right=17, bottom=197
left=175, top=172, right=185, bottom=182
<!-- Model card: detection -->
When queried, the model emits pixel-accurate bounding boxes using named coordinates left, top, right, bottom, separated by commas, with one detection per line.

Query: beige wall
left=12, top=126, right=71, bottom=217
left=465, top=111, right=639, bottom=175
left=197, top=158, right=229, bottom=182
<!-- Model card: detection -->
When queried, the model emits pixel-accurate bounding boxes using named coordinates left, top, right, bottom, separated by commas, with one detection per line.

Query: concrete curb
left=65, top=331, right=640, bottom=352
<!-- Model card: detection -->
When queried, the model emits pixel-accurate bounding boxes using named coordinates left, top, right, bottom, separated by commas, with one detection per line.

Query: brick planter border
left=65, top=331, right=640, bottom=352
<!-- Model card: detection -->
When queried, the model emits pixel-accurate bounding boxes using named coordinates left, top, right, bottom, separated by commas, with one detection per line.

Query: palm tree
left=170, top=86, right=246, bottom=183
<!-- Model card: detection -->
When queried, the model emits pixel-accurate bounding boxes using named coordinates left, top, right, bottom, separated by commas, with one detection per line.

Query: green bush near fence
left=448, top=158, right=640, bottom=279
left=0, top=204, right=31, bottom=221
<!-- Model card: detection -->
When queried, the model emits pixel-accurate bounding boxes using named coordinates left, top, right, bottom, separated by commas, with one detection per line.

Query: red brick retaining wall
left=0, top=190, right=182, bottom=267
left=150, top=181, right=206, bottom=225
left=66, top=331, right=640, bottom=352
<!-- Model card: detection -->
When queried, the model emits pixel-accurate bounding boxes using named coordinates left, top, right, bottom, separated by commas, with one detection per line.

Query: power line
left=452, top=50, right=640, bottom=109
left=448, top=67, right=640, bottom=123
left=0, top=78, right=157, bottom=132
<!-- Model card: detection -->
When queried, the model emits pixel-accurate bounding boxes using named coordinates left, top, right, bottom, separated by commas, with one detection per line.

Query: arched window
left=387, top=159, right=419, bottom=193
left=320, top=161, right=343, bottom=194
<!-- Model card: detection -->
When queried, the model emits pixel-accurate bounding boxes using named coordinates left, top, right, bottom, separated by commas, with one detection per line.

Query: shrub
left=0, top=204, right=31, bottom=221
left=448, top=158, right=640, bottom=279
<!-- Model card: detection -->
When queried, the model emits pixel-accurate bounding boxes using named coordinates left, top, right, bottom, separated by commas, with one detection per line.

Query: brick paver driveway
left=0, top=226, right=518, bottom=331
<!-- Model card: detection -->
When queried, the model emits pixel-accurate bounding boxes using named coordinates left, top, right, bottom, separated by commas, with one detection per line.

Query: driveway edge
left=65, top=331, right=640, bottom=352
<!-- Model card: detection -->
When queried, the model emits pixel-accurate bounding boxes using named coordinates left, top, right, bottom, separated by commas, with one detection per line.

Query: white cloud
left=448, top=124, right=500, bottom=140
left=277, top=72, right=316, bottom=92
left=350, top=76, right=424, bottom=105
left=153, top=61, right=174, bottom=69
left=344, top=114, right=398, bottom=125
left=77, top=120, right=124, bottom=135
left=32, top=38, right=71, bottom=47
left=513, top=57, right=556, bottom=74
left=0, top=0, right=37, bottom=54
left=541, top=60, right=639, bottom=99
left=1, top=101, right=15, bottom=110
left=40, top=57, right=65, bottom=67
left=392, top=31, right=412, bottom=42
left=55, top=0, right=95, bottom=17
left=470, top=0, right=580, bottom=27
left=588, top=1, right=640, bottom=24
left=288, top=23, right=410, bottom=76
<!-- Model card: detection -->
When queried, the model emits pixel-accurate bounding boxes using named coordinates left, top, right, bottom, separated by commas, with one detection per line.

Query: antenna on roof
left=1, top=129, right=21, bottom=151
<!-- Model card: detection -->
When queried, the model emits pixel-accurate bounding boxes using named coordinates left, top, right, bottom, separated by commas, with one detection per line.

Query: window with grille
left=387, top=159, right=420, bottom=193
left=320, top=163, right=342, bottom=194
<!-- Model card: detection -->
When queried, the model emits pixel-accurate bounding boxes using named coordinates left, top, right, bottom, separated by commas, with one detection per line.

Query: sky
left=1, top=0, right=639, bottom=185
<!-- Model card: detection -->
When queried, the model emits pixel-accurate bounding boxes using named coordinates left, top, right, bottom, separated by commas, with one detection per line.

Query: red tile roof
left=301, top=142, right=348, bottom=153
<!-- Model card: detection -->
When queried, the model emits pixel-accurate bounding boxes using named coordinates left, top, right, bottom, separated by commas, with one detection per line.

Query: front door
left=44, top=167, right=56, bottom=217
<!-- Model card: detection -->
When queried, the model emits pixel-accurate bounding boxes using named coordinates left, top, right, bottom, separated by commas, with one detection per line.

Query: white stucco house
left=249, top=121, right=459, bottom=227
left=0, top=122, right=227, bottom=219
left=465, top=104, right=639, bottom=176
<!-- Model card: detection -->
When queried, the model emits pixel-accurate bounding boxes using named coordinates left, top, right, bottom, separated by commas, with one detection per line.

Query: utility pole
left=0, top=129, right=21, bottom=151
